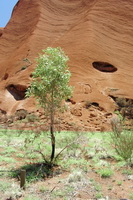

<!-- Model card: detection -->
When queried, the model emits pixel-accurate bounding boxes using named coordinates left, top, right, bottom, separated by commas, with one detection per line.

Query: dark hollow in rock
left=2, top=73, right=8, bottom=80
left=0, top=29, right=3, bottom=37
left=66, top=98, right=76, bottom=104
left=6, top=84, right=27, bottom=100
left=91, top=102, right=99, bottom=107
left=30, top=73, right=33, bottom=78
left=85, top=101, right=100, bottom=109
left=92, top=61, right=117, bottom=72
left=0, top=108, right=6, bottom=114
left=110, top=96, right=133, bottom=108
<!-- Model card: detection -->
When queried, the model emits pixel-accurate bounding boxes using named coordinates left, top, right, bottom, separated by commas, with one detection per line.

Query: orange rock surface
left=0, top=0, right=133, bottom=115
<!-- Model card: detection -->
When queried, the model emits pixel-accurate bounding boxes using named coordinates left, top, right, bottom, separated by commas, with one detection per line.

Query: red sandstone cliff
left=0, top=0, right=133, bottom=115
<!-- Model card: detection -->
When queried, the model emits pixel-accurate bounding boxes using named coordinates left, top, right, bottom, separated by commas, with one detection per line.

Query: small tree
left=26, top=47, right=73, bottom=162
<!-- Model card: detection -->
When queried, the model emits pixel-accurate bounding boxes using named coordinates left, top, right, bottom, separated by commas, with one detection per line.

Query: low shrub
left=110, top=115, right=133, bottom=165
left=25, top=113, right=39, bottom=122
left=97, top=167, right=113, bottom=178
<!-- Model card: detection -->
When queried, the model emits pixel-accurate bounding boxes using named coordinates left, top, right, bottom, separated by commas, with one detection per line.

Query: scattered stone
left=15, top=109, right=28, bottom=120
left=128, top=175, right=133, bottom=180
left=98, top=197, right=109, bottom=200
left=71, top=108, right=82, bottom=116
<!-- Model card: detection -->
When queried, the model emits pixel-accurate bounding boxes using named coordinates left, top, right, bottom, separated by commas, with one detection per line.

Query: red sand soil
left=0, top=0, right=133, bottom=130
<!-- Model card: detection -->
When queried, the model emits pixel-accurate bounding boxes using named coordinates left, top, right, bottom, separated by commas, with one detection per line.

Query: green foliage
left=51, top=185, right=74, bottom=199
left=26, top=47, right=72, bottom=113
left=23, top=130, right=51, bottom=163
left=26, top=47, right=73, bottom=162
left=23, top=130, right=83, bottom=165
left=0, top=181, right=11, bottom=192
left=52, top=190, right=66, bottom=198
left=122, top=169, right=133, bottom=175
left=94, top=183, right=102, bottom=192
left=0, top=156, right=16, bottom=163
left=16, top=153, right=25, bottom=158
left=110, top=111, right=133, bottom=165
left=60, top=158, right=89, bottom=172
left=0, top=179, right=22, bottom=199
left=39, top=186, right=48, bottom=193
left=117, top=181, right=122, bottom=186
left=130, top=192, right=133, bottom=200
left=25, top=113, right=39, bottom=122
left=95, top=192, right=103, bottom=199
left=1, top=146, right=17, bottom=155
left=110, top=130, right=133, bottom=165
left=97, top=168, right=113, bottom=178
left=23, top=196, right=40, bottom=200
left=114, top=110, right=124, bottom=121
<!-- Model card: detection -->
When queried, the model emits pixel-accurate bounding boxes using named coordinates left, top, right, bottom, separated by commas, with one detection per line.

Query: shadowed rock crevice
left=66, top=98, right=76, bottom=104
left=0, top=109, right=6, bottom=114
left=84, top=101, right=104, bottom=111
left=0, top=29, right=3, bottom=37
left=6, top=84, right=27, bottom=100
left=2, top=73, right=8, bottom=80
left=110, top=95, right=133, bottom=119
left=92, top=62, right=117, bottom=72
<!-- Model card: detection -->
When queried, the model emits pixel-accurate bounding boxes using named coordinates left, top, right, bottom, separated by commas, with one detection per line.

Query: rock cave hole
left=6, top=84, right=27, bottom=101
left=92, top=61, right=117, bottom=72
left=85, top=101, right=99, bottom=109
left=91, top=102, right=99, bottom=107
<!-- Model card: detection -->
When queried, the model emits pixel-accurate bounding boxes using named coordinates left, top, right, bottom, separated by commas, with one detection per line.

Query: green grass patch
left=0, top=128, right=132, bottom=184
left=96, top=167, right=114, bottom=178
left=130, top=192, right=133, bottom=200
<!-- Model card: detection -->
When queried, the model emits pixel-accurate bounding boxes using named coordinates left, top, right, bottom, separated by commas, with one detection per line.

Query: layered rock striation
left=0, top=0, right=133, bottom=115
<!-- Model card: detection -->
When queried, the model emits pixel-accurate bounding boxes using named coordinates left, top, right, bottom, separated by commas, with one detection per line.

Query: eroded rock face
left=0, top=0, right=133, bottom=115
left=110, top=96, right=133, bottom=119
left=6, top=84, right=27, bottom=100
left=0, top=28, right=3, bottom=37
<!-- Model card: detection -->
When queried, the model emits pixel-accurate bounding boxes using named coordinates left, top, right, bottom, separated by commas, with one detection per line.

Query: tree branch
left=34, top=150, right=48, bottom=164
left=54, top=135, right=82, bottom=161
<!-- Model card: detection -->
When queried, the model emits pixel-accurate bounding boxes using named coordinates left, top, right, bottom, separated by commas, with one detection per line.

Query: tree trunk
left=50, top=111, right=55, bottom=162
